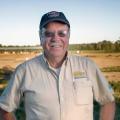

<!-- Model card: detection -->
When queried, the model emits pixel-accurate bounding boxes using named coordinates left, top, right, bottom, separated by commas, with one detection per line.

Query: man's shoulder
left=16, top=54, right=43, bottom=71
left=68, top=54, right=95, bottom=66
left=68, top=54, right=98, bottom=74
left=69, top=54, right=90, bottom=62
left=24, top=54, right=42, bottom=65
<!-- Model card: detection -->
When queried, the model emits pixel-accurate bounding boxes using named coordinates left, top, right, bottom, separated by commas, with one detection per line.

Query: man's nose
left=52, top=33, right=60, bottom=40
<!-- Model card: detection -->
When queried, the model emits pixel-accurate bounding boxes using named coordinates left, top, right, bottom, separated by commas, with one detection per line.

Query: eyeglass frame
left=40, top=28, right=70, bottom=38
left=39, top=25, right=70, bottom=44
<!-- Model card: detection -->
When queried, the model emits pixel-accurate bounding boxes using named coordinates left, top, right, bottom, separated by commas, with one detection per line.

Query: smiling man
left=0, top=11, right=115, bottom=120
left=40, top=21, right=70, bottom=68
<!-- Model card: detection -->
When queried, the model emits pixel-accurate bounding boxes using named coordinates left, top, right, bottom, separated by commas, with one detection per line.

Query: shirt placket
left=59, top=63, right=66, bottom=120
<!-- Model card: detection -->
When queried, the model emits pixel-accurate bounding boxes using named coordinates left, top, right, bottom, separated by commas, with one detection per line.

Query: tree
left=114, top=40, right=120, bottom=52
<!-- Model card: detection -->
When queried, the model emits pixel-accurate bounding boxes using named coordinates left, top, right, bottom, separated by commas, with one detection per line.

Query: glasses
left=42, top=30, right=69, bottom=38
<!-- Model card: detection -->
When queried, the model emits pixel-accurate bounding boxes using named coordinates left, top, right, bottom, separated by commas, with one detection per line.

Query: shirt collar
left=41, top=51, right=69, bottom=68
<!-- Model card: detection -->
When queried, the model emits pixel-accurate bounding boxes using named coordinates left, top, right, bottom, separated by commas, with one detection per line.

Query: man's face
left=41, top=22, right=70, bottom=58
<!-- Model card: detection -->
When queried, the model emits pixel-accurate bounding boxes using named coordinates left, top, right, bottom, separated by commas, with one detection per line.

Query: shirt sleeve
left=0, top=64, right=25, bottom=112
left=86, top=58, right=115, bottom=105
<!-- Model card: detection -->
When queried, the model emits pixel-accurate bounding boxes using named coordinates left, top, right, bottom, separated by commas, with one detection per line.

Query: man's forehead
left=45, top=21, right=68, bottom=29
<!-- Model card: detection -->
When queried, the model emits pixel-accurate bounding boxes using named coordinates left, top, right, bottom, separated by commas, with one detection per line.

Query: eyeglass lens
left=44, top=30, right=68, bottom=38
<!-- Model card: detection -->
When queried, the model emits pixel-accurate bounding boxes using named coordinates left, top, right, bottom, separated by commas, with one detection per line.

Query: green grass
left=101, top=66, right=120, bottom=72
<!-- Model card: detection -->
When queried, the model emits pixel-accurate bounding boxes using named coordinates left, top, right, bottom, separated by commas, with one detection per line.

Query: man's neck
left=47, top=56, right=65, bottom=68
left=45, top=53, right=67, bottom=68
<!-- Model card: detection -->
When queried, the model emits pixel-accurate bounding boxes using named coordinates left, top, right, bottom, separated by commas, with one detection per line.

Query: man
left=0, top=11, right=115, bottom=120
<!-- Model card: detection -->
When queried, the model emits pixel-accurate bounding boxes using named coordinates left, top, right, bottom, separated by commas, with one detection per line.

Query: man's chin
left=50, top=52, right=65, bottom=58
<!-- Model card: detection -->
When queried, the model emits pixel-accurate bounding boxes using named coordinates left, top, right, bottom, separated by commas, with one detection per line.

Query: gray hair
left=39, top=27, right=46, bottom=45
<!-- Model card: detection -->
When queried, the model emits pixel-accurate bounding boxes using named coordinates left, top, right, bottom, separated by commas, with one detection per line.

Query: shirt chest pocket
left=73, top=77, right=93, bottom=105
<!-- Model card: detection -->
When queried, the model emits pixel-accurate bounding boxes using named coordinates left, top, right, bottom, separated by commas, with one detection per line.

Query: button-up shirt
left=0, top=54, right=114, bottom=120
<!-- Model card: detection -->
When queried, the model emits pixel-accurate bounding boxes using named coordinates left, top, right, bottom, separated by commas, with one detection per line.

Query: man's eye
left=58, top=32, right=66, bottom=37
left=45, top=32, right=53, bottom=37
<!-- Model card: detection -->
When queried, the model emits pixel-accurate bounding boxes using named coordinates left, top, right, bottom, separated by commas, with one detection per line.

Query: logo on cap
left=47, top=11, right=60, bottom=18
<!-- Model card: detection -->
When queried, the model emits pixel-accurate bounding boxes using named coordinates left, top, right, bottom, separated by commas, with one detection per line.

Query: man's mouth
left=50, top=42, right=61, bottom=48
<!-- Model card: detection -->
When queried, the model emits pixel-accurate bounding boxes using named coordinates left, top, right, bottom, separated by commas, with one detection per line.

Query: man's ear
left=68, top=29, right=70, bottom=39
left=39, top=31, right=41, bottom=39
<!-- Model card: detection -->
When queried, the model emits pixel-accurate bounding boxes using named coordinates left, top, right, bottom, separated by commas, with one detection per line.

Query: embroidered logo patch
left=73, top=71, right=86, bottom=79
left=47, top=11, right=60, bottom=18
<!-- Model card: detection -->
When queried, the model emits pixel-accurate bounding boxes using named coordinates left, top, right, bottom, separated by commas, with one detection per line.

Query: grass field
left=0, top=51, right=120, bottom=119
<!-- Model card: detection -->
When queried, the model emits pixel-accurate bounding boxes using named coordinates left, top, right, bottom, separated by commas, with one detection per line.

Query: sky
left=0, top=0, right=120, bottom=45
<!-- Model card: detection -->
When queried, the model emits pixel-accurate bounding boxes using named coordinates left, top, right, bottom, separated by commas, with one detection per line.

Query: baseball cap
left=40, top=11, right=70, bottom=29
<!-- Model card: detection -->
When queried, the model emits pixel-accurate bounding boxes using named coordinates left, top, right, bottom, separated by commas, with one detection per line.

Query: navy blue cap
left=40, top=11, right=70, bottom=29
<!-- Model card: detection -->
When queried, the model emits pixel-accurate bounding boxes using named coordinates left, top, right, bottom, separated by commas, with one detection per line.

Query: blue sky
left=0, top=0, right=120, bottom=45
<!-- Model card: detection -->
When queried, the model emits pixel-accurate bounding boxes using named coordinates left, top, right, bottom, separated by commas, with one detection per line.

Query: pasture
left=1, top=50, right=120, bottom=81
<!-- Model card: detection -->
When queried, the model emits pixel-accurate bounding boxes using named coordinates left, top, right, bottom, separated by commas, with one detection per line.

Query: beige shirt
left=0, top=54, right=114, bottom=120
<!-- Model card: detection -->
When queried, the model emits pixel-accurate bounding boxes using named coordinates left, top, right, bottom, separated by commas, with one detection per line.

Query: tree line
left=68, top=40, right=120, bottom=52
